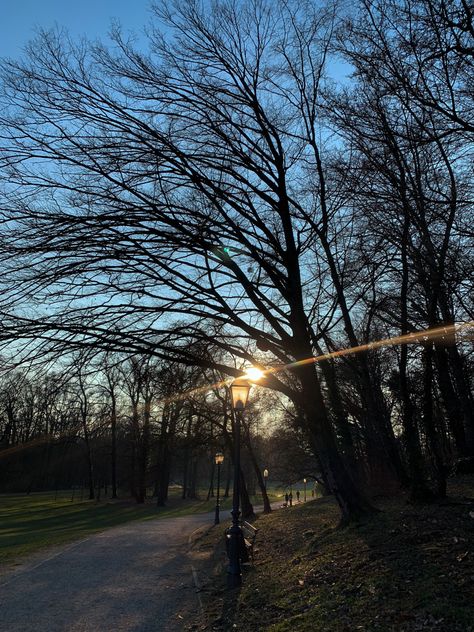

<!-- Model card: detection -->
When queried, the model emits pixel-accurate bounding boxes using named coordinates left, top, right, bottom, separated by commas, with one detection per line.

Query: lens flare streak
left=281, top=322, right=473, bottom=373
left=1, top=322, right=472, bottom=460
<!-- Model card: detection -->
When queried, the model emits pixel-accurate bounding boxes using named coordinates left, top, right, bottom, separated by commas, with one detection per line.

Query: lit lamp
left=263, top=468, right=269, bottom=491
left=303, top=478, right=307, bottom=502
left=214, top=452, right=224, bottom=525
left=230, top=377, right=251, bottom=410
left=227, top=377, right=251, bottom=588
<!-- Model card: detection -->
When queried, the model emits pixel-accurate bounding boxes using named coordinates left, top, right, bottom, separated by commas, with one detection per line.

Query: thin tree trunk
left=206, top=462, right=215, bottom=501
left=224, top=459, right=231, bottom=498
left=242, top=420, right=271, bottom=513
left=434, top=344, right=468, bottom=456
left=110, top=392, right=118, bottom=499
left=239, top=470, right=255, bottom=520
left=399, top=215, right=432, bottom=501
left=182, top=415, right=192, bottom=499
left=423, top=345, right=447, bottom=498
left=187, top=458, right=198, bottom=499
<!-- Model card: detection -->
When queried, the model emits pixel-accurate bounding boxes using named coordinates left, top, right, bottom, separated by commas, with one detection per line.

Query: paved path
left=0, top=511, right=217, bottom=632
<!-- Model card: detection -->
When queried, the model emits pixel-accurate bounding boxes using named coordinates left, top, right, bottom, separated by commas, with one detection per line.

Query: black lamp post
left=214, top=452, right=224, bottom=525
left=227, top=376, right=251, bottom=589
left=263, top=468, right=269, bottom=492
left=304, top=478, right=307, bottom=502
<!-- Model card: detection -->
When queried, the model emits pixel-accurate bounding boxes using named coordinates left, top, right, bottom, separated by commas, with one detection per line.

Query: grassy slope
left=195, top=478, right=474, bottom=632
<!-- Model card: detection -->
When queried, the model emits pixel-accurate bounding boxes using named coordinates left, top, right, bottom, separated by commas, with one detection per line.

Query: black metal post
left=215, top=461, right=221, bottom=525
left=227, top=406, right=243, bottom=588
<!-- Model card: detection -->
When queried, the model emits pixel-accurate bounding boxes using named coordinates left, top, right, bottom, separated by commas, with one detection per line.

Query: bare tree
left=0, top=0, right=376, bottom=521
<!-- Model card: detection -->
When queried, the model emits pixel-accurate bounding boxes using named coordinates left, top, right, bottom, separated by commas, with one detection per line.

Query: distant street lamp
left=303, top=478, right=307, bottom=502
left=214, top=452, right=225, bottom=525
left=227, top=377, right=251, bottom=588
left=263, top=468, right=269, bottom=491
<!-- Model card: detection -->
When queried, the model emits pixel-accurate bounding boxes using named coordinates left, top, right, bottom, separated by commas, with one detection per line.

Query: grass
left=0, top=493, right=158, bottom=567
left=0, top=487, right=280, bottom=569
left=192, top=477, right=474, bottom=632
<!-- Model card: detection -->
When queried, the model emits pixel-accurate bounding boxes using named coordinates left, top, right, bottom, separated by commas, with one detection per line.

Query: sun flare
left=243, top=367, right=265, bottom=381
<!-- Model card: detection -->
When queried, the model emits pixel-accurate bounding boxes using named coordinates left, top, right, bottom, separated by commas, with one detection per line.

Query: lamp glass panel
left=230, top=379, right=251, bottom=409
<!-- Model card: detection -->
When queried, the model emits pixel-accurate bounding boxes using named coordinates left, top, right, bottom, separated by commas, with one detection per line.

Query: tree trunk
left=437, top=297, right=474, bottom=454
left=182, top=414, right=193, bottom=499
left=224, top=459, right=231, bottom=498
left=318, top=355, right=358, bottom=478
left=399, top=215, right=432, bottom=501
left=296, top=360, right=376, bottom=523
left=244, top=428, right=272, bottom=513
left=206, top=462, right=215, bottom=501
left=136, top=398, right=152, bottom=504
left=400, top=342, right=432, bottom=502
left=155, top=440, right=168, bottom=506
left=84, top=438, right=95, bottom=501
left=182, top=456, right=189, bottom=500
left=110, top=392, right=118, bottom=499
left=239, top=470, right=255, bottom=520
left=434, top=344, right=468, bottom=456
left=318, top=231, right=405, bottom=488
left=423, top=345, right=447, bottom=498
left=188, top=458, right=198, bottom=499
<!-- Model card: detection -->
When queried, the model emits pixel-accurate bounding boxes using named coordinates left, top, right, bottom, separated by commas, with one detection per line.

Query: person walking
left=289, top=491, right=293, bottom=507
left=285, top=492, right=289, bottom=507
left=296, top=490, right=300, bottom=503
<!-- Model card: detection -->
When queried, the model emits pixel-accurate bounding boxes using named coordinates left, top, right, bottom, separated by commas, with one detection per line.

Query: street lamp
left=303, top=478, right=307, bottom=502
left=214, top=452, right=224, bottom=525
left=227, top=377, right=251, bottom=588
left=263, top=468, right=269, bottom=492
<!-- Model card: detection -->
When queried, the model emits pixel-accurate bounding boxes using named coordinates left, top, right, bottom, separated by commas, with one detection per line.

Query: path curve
left=0, top=510, right=217, bottom=632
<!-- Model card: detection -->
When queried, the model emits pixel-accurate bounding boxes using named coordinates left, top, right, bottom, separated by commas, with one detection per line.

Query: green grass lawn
left=0, top=487, right=280, bottom=568
left=0, top=493, right=157, bottom=567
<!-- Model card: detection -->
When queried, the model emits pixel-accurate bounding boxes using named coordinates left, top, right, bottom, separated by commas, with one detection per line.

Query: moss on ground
left=192, top=477, right=474, bottom=632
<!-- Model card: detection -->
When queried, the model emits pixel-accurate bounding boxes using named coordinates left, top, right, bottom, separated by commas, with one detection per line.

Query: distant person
left=285, top=492, right=289, bottom=507
left=311, top=488, right=315, bottom=498
left=289, top=492, right=293, bottom=506
left=296, top=490, right=300, bottom=503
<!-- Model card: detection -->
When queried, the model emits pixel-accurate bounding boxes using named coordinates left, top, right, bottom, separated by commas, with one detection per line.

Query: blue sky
left=2, top=1, right=351, bottom=80
left=1, top=0, right=152, bottom=60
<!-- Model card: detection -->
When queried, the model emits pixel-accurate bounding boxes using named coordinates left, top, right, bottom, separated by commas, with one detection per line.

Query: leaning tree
left=0, top=0, right=417, bottom=520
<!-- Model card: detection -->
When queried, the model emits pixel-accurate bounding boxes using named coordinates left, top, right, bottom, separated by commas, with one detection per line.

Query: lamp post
left=303, top=478, right=307, bottom=503
left=214, top=452, right=224, bottom=525
left=263, top=468, right=269, bottom=492
left=227, top=377, right=251, bottom=588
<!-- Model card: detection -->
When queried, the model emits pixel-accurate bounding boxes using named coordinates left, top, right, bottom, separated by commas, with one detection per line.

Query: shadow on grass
left=351, top=501, right=474, bottom=629
left=206, top=486, right=474, bottom=632
left=220, top=583, right=242, bottom=629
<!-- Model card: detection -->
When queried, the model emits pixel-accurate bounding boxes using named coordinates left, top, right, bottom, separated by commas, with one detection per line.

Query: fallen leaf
left=457, top=551, right=469, bottom=562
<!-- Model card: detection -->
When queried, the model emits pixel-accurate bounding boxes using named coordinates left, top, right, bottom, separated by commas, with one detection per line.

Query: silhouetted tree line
left=0, top=0, right=473, bottom=521
left=0, top=356, right=279, bottom=514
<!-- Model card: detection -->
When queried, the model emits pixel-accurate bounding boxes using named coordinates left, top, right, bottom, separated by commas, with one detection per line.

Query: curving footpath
left=0, top=510, right=217, bottom=632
